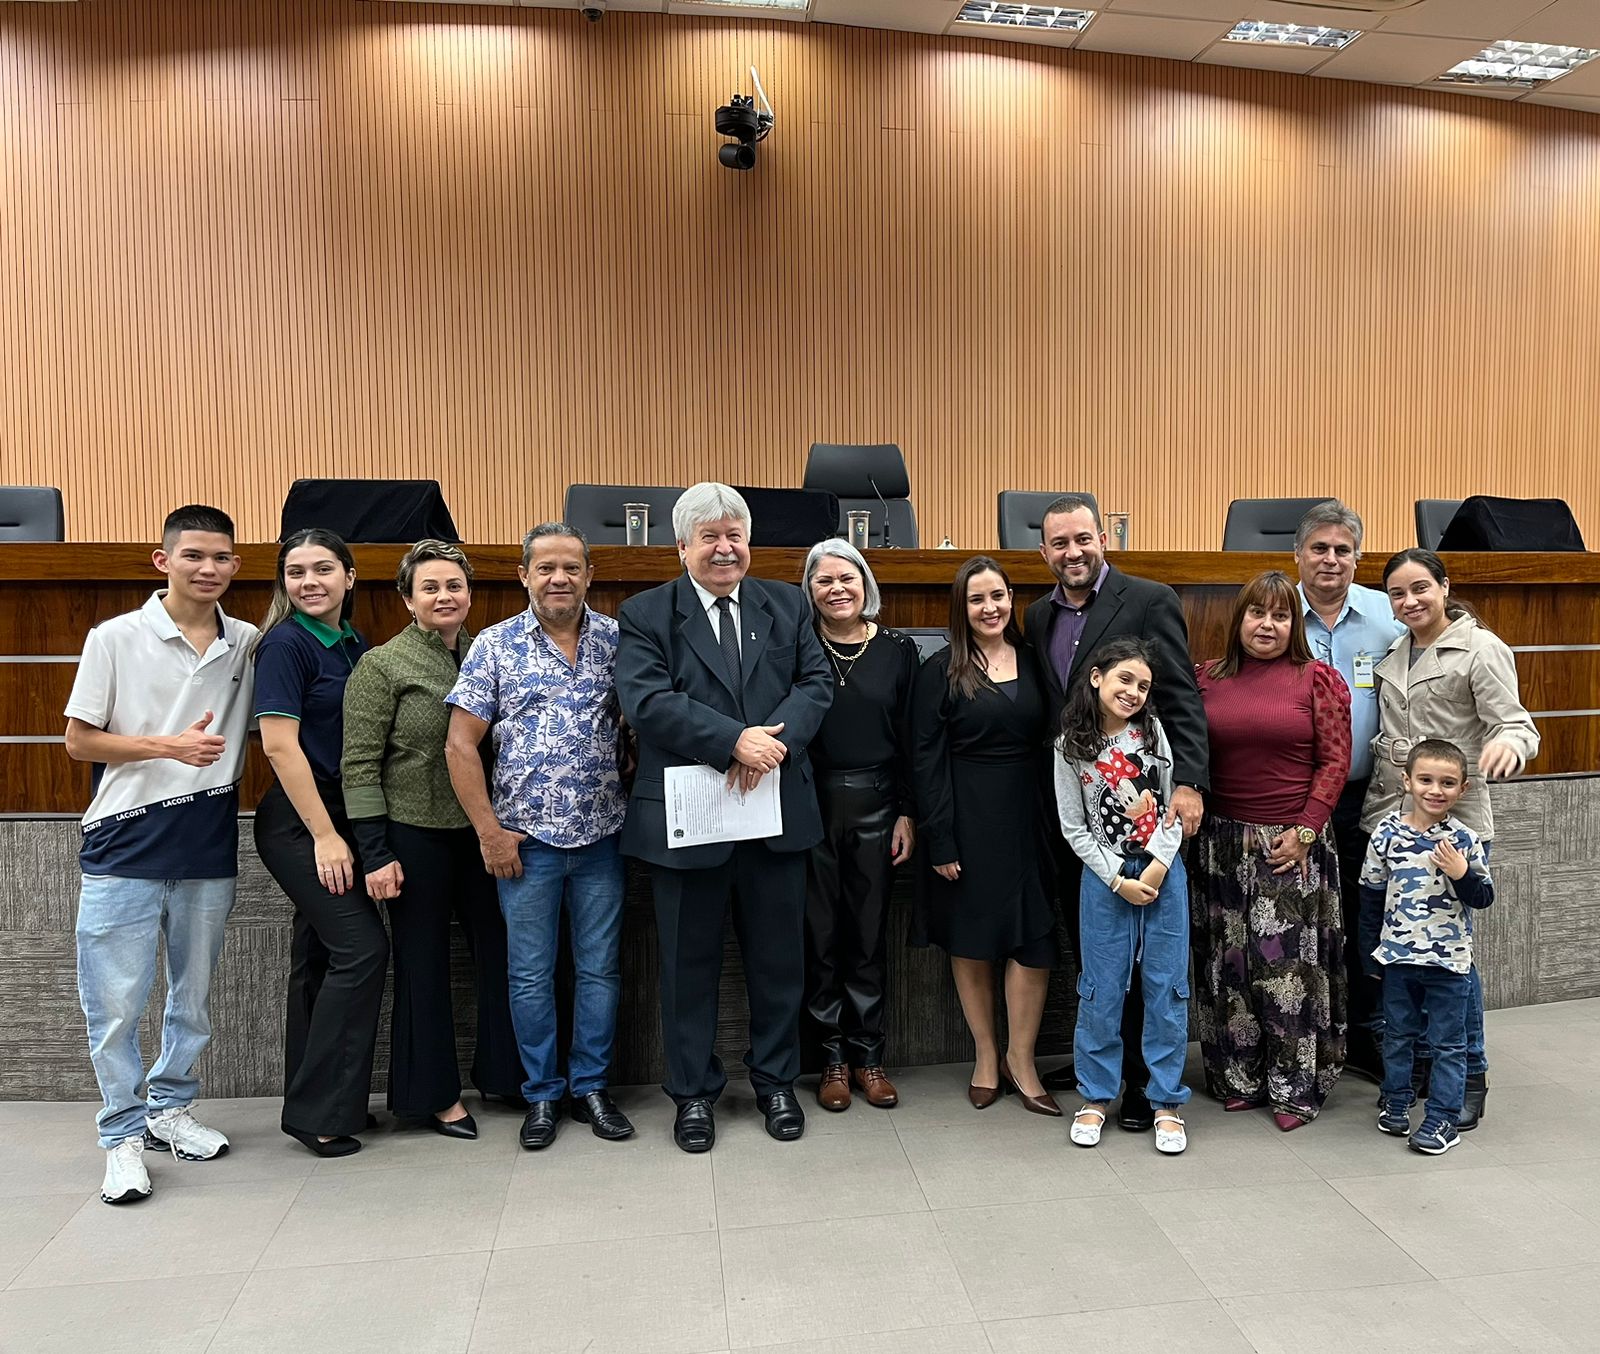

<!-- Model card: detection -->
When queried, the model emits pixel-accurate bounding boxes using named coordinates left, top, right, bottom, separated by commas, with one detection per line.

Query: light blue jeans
left=1074, top=854, right=1192, bottom=1108
left=497, top=835, right=625, bottom=1103
left=75, top=875, right=235, bottom=1148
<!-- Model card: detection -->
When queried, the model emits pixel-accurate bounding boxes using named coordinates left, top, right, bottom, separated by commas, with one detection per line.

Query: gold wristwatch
left=1294, top=825, right=1317, bottom=845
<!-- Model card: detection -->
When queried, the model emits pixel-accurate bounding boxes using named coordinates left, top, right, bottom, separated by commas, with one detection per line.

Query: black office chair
left=802, top=443, right=918, bottom=548
left=1414, top=499, right=1463, bottom=550
left=997, top=491, right=1101, bottom=550
left=1221, top=497, right=1336, bottom=552
left=563, top=484, right=684, bottom=546
left=0, top=486, right=65, bottom=542
left=281, top=479, right=458, bottom=542
left=899, top=627, right=950, bottom=663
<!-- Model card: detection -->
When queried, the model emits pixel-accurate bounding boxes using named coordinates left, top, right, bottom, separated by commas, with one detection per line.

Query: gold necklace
left=819, top=624, right=873, bottom=686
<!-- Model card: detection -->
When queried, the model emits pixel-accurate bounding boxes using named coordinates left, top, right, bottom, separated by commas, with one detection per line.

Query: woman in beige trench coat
left=1361, top=546, right=1539, bottom=1132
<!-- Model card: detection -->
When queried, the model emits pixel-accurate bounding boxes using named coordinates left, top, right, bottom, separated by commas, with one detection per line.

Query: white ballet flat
left=1070, top=1105, right=1106, bottom=1147
left=1153, top=1110, right=1187, bottom=1155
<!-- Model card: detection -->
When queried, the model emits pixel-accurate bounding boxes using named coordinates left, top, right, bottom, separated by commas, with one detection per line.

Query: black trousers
left=1332, top=778, right=1382, bottom=1038
left=651, top=843, right=806, bottom=1105
left=385, top=822, right=525, bottom=1117
left=1056, top=840, right=1148, bottom=1091
left=255, top=782, right=389, bottom=1138
left=804, top=768, right=895, bottom=1068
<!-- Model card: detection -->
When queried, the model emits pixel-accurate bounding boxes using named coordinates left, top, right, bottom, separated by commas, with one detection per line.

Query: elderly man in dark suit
left=616, top=482, right=833, bottom=1153
left=1026, top=494, right=1210, bottom=1130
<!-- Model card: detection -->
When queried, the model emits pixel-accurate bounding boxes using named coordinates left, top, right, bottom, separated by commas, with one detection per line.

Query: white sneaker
left=101, top=1136, right=153, bottom=1205
left=145, top=1106, right=230, bottom=1161
left=1153, top=1110, right=1187, bottom=1155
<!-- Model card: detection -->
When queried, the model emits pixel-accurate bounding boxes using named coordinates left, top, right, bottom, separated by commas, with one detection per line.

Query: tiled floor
left=3, top=999, right=1598, bottom=1353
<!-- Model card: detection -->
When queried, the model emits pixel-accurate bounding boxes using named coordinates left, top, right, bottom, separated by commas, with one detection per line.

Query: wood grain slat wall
left=2, top=0, right=1599, bottom=551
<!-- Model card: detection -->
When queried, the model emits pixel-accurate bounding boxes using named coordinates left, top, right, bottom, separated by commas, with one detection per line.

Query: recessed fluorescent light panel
left=676, top=0, right=808, bottom=9
left=1437, top=41, right=1600, bottom=89
left=954, top=4, right=1095, bottom=32
left=1223, top=21, right=1359, bottom=49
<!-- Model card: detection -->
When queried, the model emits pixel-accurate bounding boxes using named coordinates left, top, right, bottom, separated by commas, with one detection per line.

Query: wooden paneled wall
left=2, top=0, right=1599, bottom=551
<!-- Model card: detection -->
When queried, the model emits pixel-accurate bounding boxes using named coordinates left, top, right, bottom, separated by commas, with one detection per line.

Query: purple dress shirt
left=1046, top=562, right=1110, bottom=688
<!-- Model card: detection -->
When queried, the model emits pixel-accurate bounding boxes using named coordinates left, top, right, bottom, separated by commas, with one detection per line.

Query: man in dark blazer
left=1026, top=494, right=1209, bottom=1130
left=616, top=482, right=833, bottom=1153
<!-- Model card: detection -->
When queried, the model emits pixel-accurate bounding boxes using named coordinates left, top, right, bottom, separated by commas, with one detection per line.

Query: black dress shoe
left=518, top=1101, right=560, bottom=1151
left=282, top=1125, right=361, bottom=1158
left=673, top=1098, right=716, bottom=1154
left=430, top=1111, right=478, bottom=1141
left=1116, top=1089, right=1155, bottom=1133
left=757, top=1088, right=806, bottom=1142
left=572, top=1090, right=635, bottom=1141
left=1458, top=1072, right=1488, bottom=1131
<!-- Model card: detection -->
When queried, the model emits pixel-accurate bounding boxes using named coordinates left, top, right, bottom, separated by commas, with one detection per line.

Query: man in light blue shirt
left=1294, top=501, right=1405, bottom=1081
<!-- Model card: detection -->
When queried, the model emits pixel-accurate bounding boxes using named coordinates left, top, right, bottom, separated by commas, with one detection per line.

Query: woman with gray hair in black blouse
left=800, top=538, right=919, bottom=1112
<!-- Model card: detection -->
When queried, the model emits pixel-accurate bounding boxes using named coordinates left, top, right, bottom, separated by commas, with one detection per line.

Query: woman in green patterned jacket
left=342, top=540, right=525, bottom=1140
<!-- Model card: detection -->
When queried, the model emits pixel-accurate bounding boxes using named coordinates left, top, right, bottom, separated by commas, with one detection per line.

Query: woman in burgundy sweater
left=1192, top=570, right=1352, bottom=1129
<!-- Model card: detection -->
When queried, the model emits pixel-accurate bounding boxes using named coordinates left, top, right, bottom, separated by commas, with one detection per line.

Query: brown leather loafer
left=853, top=1065, right=898, bottom=1108
left=818, top=1063, right=851, bottom=1112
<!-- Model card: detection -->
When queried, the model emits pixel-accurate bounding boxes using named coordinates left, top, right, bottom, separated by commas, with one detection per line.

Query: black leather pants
left=804, top=767, right=897, bottom=1067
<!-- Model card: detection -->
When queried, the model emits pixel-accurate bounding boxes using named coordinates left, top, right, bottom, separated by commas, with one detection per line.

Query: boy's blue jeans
left=1380, top=962, right=1470, bottom=1123
left=75, top=874, right=236, bottom=1148
left=1073, top=854, right=1191, bottom=1108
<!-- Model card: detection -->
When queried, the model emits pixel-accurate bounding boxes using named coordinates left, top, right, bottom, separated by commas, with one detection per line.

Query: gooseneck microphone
left=867, top=475, right=894, bottom=549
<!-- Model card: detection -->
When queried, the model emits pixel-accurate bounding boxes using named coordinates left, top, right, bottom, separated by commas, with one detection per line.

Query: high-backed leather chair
left=1221, top=497, right=1335, bottom=552
left=997, top=491, right=1101, bottom=550
left=1414, top=499, right=1463, bottom=550
left=802, top=443, right=918, bottom=548
left=0, top=486, right=65, bottom=542
left=563, top=484, right=684, bottom=546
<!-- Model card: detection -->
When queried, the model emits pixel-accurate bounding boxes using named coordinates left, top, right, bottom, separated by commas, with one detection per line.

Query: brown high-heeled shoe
left=967, top=1082, right=1001, bottom=1109
left=1000, top=1064, right=1063, bottom=1117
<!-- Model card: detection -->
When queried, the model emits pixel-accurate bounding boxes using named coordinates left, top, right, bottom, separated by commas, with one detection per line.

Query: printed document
left=665, top=765, right=783, bottom=848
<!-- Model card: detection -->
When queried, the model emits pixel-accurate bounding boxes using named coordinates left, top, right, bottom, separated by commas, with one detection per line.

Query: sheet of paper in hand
left=664, top=764, right=783, bottom=848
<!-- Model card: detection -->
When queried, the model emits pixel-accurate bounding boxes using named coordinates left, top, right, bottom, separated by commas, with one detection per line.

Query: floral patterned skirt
left=1190, top=813, right=1347, bottom=1122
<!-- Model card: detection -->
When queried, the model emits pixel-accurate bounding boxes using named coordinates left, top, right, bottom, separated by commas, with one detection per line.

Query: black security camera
left=715, top=69, right=773, bottom=172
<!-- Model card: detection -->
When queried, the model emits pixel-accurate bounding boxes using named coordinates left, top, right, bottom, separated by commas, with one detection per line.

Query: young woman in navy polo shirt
left=253, top=529, right=388, bottom=1157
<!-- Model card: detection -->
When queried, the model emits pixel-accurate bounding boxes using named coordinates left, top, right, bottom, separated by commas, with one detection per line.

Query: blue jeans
left=1381, top=963, right=1470, bottom=1123
left=497, top=834, right=624, bottom=1102
left=1074, top=854, right=1191, bottom=1108
left=75, top=875, right=235, bottom=1148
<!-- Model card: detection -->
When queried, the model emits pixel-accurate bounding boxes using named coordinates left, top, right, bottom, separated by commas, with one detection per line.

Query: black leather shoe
left=518, top=1101, right=560, bottom=1151
left=1116, top=1089, right=1155, bottom=1133
left=757, top=1088, right=806, bottom=1142
left=430, top=1111, right=478, bottom=1141
left=673, top=1098, right=716, bottom=1154
left=1458, top=1072, right=1488, bottom=1131
left=572, top=1090, right=635, bottom=1141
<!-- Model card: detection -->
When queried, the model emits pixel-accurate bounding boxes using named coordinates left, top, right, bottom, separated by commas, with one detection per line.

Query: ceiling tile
left=946, top=19, right=1087, bottom=47
left=1381, top=0, right=1553, bottom=41
left=1196, top=37, right=1340, bottom=71
left=1511, top=0, right=1600, bottom=49
left=1313, top=31, right=1479, bottom=83
left=1102, top=0, right=1249, bottom=18
left=1420, top=79, right=1527, bottom=100
left=1523, top=88, right=1600, bottom=111
left=665, top=0, right=809, bottom=18
left=1076, top=12, right=1232, bottom=59
left=1243, top=1, right=1386, bottom=30
left=811, top=0, right=957, bottom=32
left=517, top=0, right=667, bottom=10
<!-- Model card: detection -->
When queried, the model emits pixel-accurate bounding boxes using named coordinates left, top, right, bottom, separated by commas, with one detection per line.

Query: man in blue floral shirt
left=445, top=523, right=634, bottom=1151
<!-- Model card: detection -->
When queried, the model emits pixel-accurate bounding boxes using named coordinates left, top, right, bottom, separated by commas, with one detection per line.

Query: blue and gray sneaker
left=1377, top=1099, right=1411, bottom=1136
left=1409, top=1116, right=1460, bottom=1155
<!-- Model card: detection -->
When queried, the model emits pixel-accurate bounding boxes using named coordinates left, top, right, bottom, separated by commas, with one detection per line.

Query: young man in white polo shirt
left=64, top=505, right=259, bottom=1205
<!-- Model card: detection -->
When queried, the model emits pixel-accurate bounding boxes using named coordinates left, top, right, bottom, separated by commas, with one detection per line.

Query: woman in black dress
left=912, top=556, right=1059, bottom=1115
left=801, top=538, right=920, bottom=1113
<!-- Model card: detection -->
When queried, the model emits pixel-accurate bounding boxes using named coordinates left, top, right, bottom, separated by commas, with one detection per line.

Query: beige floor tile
left=10, top=1177, right=303, bottom=1288
left=1274, top=1096, right=1497, bottom=1180
left=1094, top=1104, right=1319, bottom=1195
left=1462, top=1083, right=1600, bottom=1167
left=1443, top=1264, right=1600, bottom=1350
left=1515, top=1158, right=1600, bottom=1225
left=496, top=1138, right=715, bottom=1249
left=897, top=1117, right=1124, bottom=1211
left=471, top=1232, right=727, bottom=1354
left=1333, top=1165, right=1600, bottom=1280
left=255, top=1160, right=510, bottom=1269
left=0, top=1272, right=245, bottom=1351
left=719, top=1212, right=974, bottom=1348
left=0, top=1193, right=86, bottom=1286
left=936, top=1196, right=1207, bottom=1321
left=987, top=1298, right=1252, bottom=1352
left=711, top=1124, right=925, bottom=1229
left=209, top=1251, right=489, bottom=1354
left=1139, top=1180, right=1428, bottom=1298
left=748, top=1325, right=990, bottom=1354
left=1221, top=1280, right=1514, bottom=1352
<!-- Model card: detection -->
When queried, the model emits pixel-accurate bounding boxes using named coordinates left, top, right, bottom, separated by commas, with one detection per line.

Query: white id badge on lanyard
left=1353, top=652, right=1375, bottom=689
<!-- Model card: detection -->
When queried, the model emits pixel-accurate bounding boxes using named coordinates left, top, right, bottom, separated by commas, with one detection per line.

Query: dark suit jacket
left=616, top=573, right=834, bottom=869
left=1024, top=565, right=1210, bottom=792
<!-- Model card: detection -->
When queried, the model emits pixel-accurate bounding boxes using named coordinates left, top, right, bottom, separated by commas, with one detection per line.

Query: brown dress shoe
left=852, top=1066, right=899, bottom=1108
left=967, top=1083, right=1001, bottom=1109
left=817, top=1063, right=852, bottom=1111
